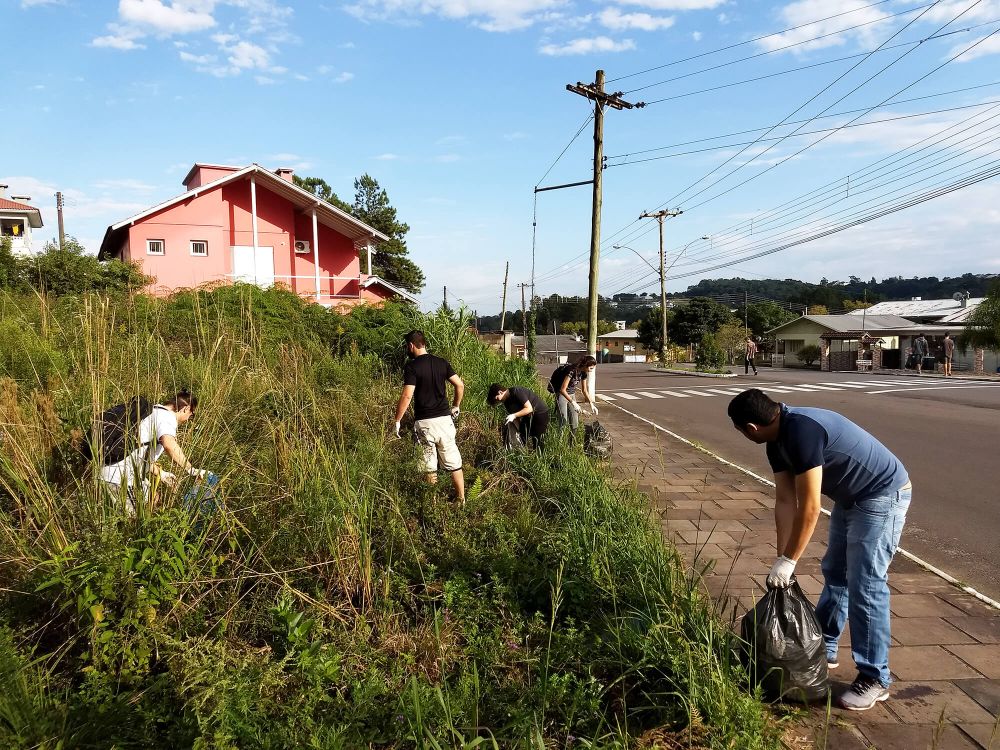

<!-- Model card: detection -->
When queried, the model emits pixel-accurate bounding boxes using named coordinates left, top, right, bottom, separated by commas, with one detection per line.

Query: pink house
left=98, top=163, right=418, bottom=307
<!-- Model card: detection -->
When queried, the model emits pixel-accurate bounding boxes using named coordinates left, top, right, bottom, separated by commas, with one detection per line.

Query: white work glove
left=187, top=467, right=207, bottom=479
left=767, top=556, right=796, bottom=588
left=504, top=413, right=518, bottom=425
left=394, top=421, right=401, bottom=438
left=159, top=470, right=177, bottom=487
left=451, top=407, right=460, bottom=422
left=590, top=403, right=599, bottom=416
left=571, top=401, right=582, bottom=414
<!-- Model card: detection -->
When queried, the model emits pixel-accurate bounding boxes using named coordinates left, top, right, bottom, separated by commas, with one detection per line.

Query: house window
left=190, top=240, right=208, bottom=257
left=1, top=219, right=25, bottom=237
left=146, top=239, right=165, bottom=255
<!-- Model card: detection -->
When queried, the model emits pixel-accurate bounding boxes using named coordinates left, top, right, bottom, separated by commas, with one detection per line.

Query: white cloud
left=599, top=7, right=674, bottom=31
left=334, top=71, right=354, bottom=83
left=755, top=0, right=893, bottom=54
left=93, top=178, right=158, bottom=192
left=317, top=64, right=334, bottom=74
left=434, top=153, right=461, bottom=162
left=610, top=0, right=725, bottom=9
left=949, top=33, right=1000, bottom=62
left=692, top=30, right=702, bottom=41
left=343, top=0, right=566, bottom=32
left=375, top=153, right=400, bottom=160
left=179, top=50, right=213, bottom=64
left=92, top=24, right=147, bottom=50
left=293, top=73, right=309, bottom=80
left=504, top=131, right=529, bottom=140
left=20, top=0, right=65, bottom=6
left=255, top=75, right=276, bottom=84
left=268, top=152, right=303, bottom=162
left=119, top=0, right=217, bottom=35
left=539, top=35, right=636, bottom=55
left=339, top=41, right=356, bottom=48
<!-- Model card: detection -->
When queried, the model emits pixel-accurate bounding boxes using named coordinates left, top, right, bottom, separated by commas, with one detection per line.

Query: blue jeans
left=556, top=394, right=579, bottom=432
left=815, top=487, right=911, bottom=687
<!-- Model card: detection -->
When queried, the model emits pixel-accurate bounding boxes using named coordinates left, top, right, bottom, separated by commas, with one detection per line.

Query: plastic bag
left=740, top=580, right=829, bottom=703
left=583, top=421, right=613, bottom=459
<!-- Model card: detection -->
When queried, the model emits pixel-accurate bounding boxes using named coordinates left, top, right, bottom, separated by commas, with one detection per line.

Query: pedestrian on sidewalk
left=914, top=334, right=929, bottom=375
left=487, top=383, right=549, bottom=450
left=728, top=389, right=911, bottom=712
left=943, top=332, right=955, bottom=377
left=548, top=356, right=599, bottom=433
left=394, top=330, right=465, bottom=503
left=744, top=336, right=759, bottom=375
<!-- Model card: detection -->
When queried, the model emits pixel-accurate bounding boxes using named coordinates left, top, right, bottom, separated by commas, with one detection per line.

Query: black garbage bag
left=740, top=580, right=829, bottom=703
left=583, top=421, right=613, bottom=459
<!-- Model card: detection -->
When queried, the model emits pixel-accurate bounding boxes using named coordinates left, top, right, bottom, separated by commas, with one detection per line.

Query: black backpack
left=83, top=397, right=154, bottom=466
left=583, top=421, right=613, bottom=459
left=547, top=364, right=574, bottom=394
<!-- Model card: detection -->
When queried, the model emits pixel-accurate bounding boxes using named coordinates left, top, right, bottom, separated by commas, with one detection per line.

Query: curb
left=606, top=400, right=1000, bottom=613
left=647, top=367, right=737, bottom=379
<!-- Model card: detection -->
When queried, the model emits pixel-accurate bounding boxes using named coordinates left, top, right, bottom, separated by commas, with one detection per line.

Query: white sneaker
left=827, top=659, right=839, bottom=669
left=839, top=676, right=889, bottom=711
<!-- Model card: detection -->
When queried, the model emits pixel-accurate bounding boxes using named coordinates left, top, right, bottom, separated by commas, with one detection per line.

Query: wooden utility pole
left=443, top=286, right=448, bottom=309
left=500, top=261, right=509, bottom=331
left=566, top=71, right=644, bottom=370
left=639, top=208, right=682, bottom=361
left=518, top=283, right=528, bottom=339
left=55, top=191, right=66, bottom=251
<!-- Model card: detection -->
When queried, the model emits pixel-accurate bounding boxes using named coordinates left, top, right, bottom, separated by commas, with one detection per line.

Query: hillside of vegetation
left=0, top=286, right=781, bottom=749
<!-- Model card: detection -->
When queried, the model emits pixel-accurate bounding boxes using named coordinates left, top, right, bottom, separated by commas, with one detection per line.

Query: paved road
left=590, top=364, right=1000, bottom=599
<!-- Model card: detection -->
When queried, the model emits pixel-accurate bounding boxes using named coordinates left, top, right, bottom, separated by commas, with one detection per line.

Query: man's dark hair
left=405, top=330, right=427, bottom=349
left=487, top=383, right=504, bottom=405
left=727, top=388, right=779, bottom=428
left=166, top=390, right=198, bottom=412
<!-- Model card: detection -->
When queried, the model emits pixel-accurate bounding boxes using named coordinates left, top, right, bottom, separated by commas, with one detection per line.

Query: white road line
left=818, top=382, right=870, bottom=388
left=659, top=390, right=692, bottom=398
left=791, top=384, right=843, bottom=391
left=597, top=394, right=617, bottom=401
left=635, top=391, right=664, bottom=398
left=612, top=392, right=640, bottom=400
left=761, top=386, right=800, bottom=393
left=604, top=400, right=1000, bottom=612
left=774, top=385, right=824, bottom=392
left=682, top=390, right=716, bottom=396
left=866, top=384, right=1000, bottom=395
left=705, top=388, right=743, bottom=396
left=852, top=381, right=911, bottom=387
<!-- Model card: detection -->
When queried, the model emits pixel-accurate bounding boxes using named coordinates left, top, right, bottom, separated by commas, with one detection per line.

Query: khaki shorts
left=414, top=416, right=462, bottom=473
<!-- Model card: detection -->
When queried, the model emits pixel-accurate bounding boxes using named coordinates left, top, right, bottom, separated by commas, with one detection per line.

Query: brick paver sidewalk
left=597, top=405, right=1000, bottom=749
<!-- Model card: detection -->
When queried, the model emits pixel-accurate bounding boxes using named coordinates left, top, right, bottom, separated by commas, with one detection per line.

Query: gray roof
left=769, top=314, right=916, bottom=334
left=847, top=297, right=983, bottom=323
left=512, top=334, right=585, bottom=352
left=598, top=329, right=640, bottom=339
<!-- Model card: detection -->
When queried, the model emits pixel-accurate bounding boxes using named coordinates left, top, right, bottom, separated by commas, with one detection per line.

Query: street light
left=614, top=235, right=709, bottom=360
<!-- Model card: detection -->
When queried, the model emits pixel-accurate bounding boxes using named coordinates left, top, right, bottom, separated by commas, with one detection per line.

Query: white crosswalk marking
left=659, top=390, right=692, bottom=397
left=818, top=382, right=869, bottom=388
left=612, top=392, right=640, bottom=400
left=773, top=385, right=823, bottom=392
left=682, top=390, right=716, bottom=396
left=597, top=394, right=617, bottom=401
left=792, top=384, right=843, bottom=391
left=705, top=388, right=743, bottom=396
left=635, top=391, right=664, bottom=398
left=761, top=386, right=800, bottom=393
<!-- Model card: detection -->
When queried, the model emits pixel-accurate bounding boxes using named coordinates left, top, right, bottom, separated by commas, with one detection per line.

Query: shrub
left=797, top=344, right=822, bottom=366
left=695, top=333, right=727, bottom=371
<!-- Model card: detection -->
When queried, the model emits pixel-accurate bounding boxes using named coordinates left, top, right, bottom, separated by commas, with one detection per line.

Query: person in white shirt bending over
left=100, top=390, right=204, bottom=513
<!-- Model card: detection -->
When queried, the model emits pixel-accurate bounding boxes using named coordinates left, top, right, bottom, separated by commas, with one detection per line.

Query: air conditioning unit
left=294, top=240, right=311, bottom=254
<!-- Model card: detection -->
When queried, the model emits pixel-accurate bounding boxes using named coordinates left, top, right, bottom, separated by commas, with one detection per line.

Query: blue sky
left=5, top=0, right=1000, bottom=313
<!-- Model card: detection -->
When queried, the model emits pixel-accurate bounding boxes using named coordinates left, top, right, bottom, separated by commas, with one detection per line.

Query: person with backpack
left=98, top=391, right=204, bottom=513
left=394, top=330, right=465, bottom=503
left=549, top=356, right=598, bottom=433
left=913, top=334, right=929, bottom=374
left=486, top=383, right=549, bottom=450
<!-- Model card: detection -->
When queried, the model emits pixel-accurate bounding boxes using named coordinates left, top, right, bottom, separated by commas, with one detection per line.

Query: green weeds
left=0, top=287, right=779, bottom=748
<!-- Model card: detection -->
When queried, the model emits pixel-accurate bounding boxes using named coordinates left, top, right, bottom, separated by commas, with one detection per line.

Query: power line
left=535, top=111, right=595, bottom=188
left=607, top=0, right=903, bottom=84
left=625, top=2, right=940, bottom=96
left=607, top=100, right=1000, bottom=166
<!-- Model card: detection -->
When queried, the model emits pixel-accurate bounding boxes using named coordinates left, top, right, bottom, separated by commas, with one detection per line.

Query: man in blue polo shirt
left=728, top=389, right=911, bottom=711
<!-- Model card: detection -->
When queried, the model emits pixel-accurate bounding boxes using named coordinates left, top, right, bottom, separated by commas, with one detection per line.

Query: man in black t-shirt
left=487, top=383, right=550, bottom=450
left=394, top=330, right=465, bottom=501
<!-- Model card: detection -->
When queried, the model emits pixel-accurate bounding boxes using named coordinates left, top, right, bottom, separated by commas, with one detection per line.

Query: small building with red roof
left=0, top=185, right=44, bottom=256
left=98, top=163, right=418, bottom=307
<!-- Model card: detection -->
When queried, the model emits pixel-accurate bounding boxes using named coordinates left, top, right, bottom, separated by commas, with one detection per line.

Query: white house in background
left=0, top=185, right=43, bottom=256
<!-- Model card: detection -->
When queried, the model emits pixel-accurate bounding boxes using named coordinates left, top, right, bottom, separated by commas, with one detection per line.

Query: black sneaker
left=839, top=675, right=889, bottom=711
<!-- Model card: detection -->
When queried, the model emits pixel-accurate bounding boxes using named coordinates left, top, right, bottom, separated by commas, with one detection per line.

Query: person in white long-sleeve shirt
left=100, top=391, right=203, bottom=513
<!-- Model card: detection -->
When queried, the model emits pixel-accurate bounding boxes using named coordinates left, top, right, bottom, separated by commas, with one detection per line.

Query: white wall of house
left=0, top=213, right=36, bottom=255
